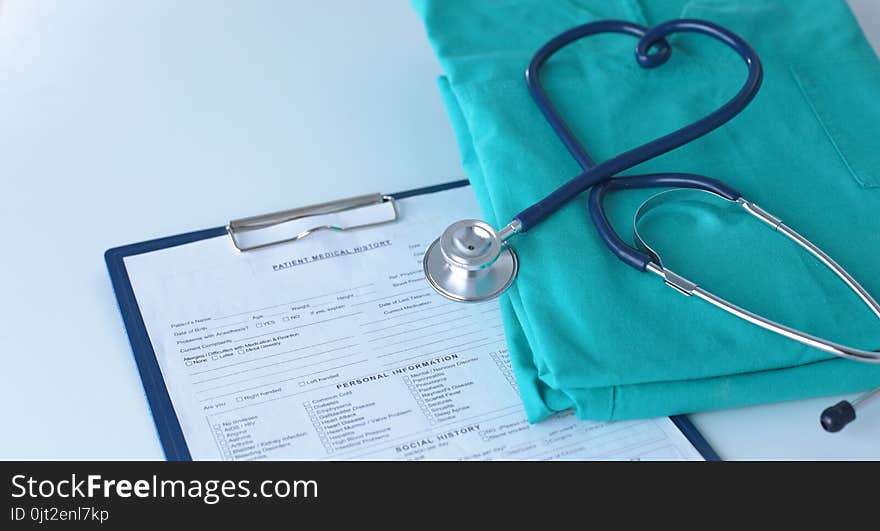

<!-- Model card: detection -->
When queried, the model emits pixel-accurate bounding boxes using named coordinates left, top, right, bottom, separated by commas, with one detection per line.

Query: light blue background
left=1, top=0, right=878, bottom=459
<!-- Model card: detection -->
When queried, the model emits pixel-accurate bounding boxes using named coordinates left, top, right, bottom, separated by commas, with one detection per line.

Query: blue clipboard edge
left=104, top=178, right=718, bottom=461
left=106, top=226, right=225, bottom=461
left=670, top=415, right=719, bottom=461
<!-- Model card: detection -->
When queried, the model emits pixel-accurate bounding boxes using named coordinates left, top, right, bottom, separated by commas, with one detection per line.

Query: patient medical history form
left=124, top=186, right=704, bottom=460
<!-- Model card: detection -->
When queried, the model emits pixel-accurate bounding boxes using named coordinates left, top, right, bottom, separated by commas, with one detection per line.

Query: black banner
left=2, top=461, right=875, bottom=527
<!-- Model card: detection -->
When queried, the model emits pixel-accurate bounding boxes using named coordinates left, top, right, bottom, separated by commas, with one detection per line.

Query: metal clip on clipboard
left=227, top=193, right=399, bottom=251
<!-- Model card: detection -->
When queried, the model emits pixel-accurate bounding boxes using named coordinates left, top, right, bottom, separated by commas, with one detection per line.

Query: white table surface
left=1, top=0, right=878, bottom=460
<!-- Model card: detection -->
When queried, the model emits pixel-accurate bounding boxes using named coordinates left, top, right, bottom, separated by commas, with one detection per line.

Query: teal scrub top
left=412, top=0, right=880, bottom=421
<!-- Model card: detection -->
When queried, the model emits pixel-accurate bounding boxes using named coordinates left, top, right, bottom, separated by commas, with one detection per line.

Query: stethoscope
left=422, top=19, right=880, bottom=431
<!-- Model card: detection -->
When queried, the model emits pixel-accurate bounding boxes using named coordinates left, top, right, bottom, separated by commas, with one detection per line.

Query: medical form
left=122, top=186, right=705, bottom=460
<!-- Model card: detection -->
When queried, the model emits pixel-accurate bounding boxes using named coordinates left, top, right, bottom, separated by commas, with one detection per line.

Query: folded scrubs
left=412, top=0, right=880, bottom=421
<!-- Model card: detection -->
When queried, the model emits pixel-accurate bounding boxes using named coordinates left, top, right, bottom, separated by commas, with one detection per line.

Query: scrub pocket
left=791, top=59, right=880, bottom=189
left=680, top=0, right=880, bottom=190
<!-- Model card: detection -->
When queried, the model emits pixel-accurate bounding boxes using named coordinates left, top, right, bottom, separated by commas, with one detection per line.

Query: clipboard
left=105, top=179, right=719, bottom=461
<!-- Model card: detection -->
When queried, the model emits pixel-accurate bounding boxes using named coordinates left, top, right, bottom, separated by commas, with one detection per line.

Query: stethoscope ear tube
left=625, top=187, right=880, bottom=364
left=590, top=178, right=880, bottom=430
left=627, top=187, right=880, bottom=431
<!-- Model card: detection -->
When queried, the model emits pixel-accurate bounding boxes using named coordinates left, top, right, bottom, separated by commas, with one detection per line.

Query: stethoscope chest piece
left=423, top=219, right=519, bottom=302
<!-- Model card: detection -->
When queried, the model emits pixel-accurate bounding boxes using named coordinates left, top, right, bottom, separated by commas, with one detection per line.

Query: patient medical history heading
left=272, top=240, right=391, bottom=271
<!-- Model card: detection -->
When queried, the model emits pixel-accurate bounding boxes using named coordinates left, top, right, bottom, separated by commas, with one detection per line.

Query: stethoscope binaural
left=422, top=19, right=880, bottom=431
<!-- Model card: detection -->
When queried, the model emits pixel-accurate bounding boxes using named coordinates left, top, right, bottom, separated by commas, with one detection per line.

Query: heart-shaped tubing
left=517, top=19, right=763, bottom=232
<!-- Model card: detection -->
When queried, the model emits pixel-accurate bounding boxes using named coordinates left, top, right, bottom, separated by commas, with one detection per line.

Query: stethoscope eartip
left=423, top=219, right=518, bottom=303
left=820, top=400, right=856, bottom=433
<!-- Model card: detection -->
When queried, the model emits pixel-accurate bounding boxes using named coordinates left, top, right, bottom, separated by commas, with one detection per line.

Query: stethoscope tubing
left=588, top=173, right=739, bottom=271
left=518, top=18, right=763, bottom=232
